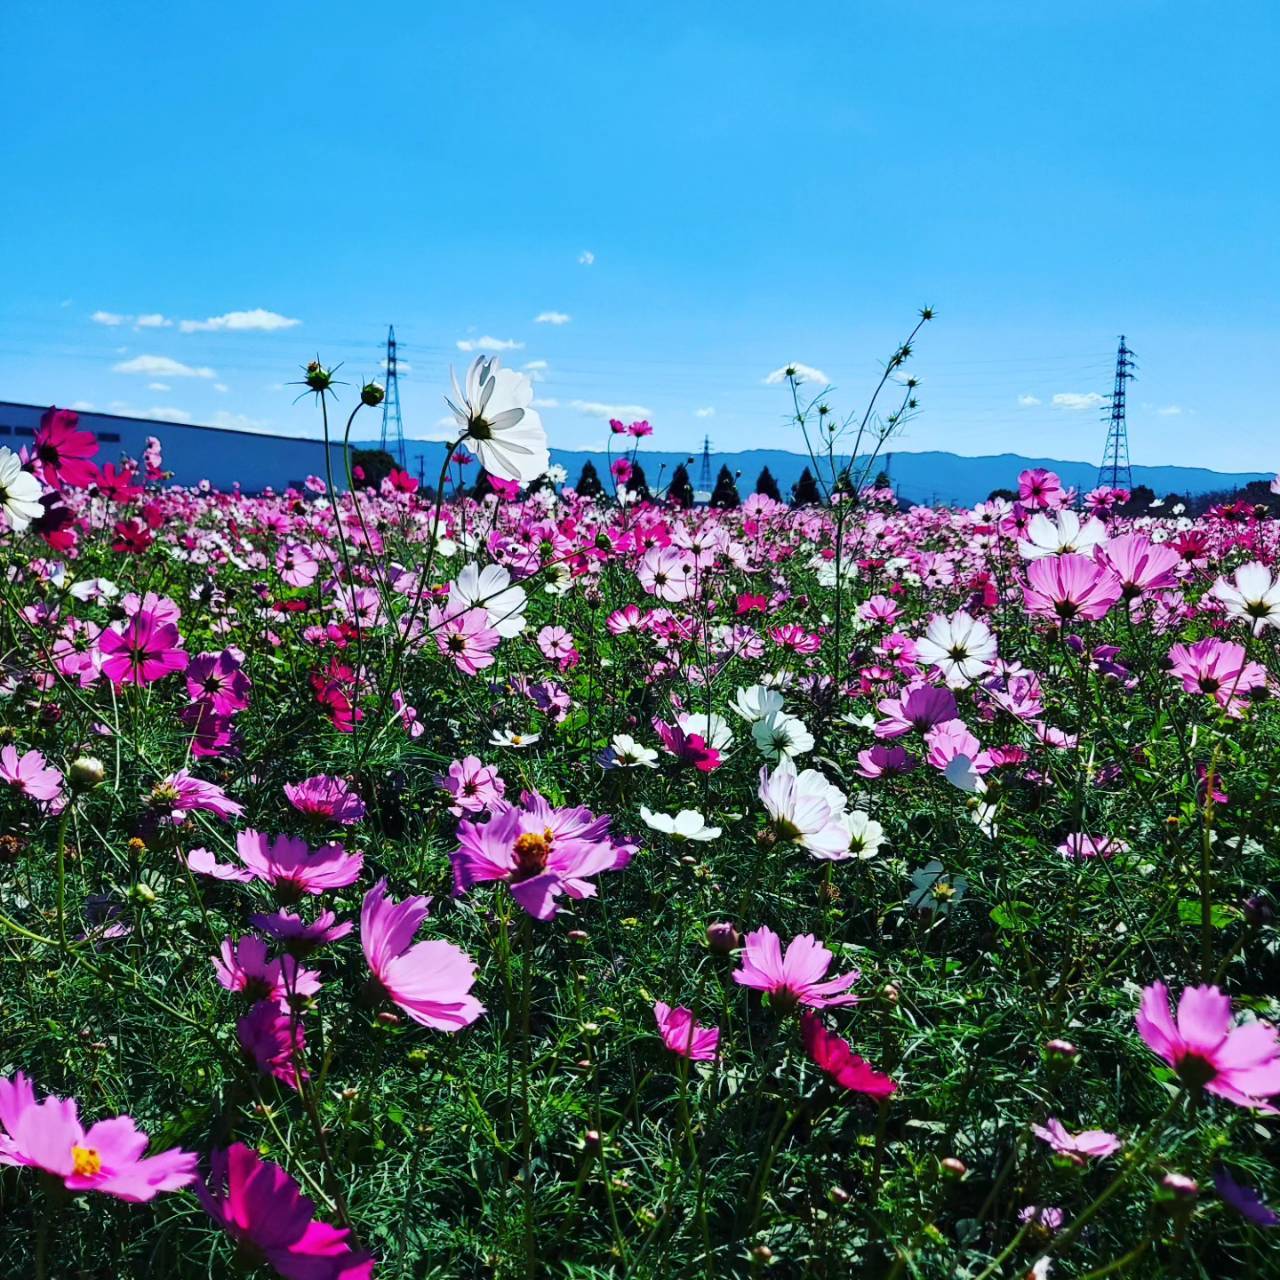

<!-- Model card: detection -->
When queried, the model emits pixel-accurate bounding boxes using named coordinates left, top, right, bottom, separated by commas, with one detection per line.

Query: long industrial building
left=0, top=401, right=349, bottom=493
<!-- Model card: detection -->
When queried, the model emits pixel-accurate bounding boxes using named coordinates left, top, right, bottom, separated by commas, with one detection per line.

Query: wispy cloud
left=1156, top=404, right=1184, bottom=416
left=578, top=250, right=595, bottom=266
left=91, top=310, right=127, bottom=327
left=179, top=308, right=300, bottom=333
left=570, top=399, right=652, bottom=419
left=70, top=399, right=95, bottom=410
left=380, top=358, right=412, bottom=375
left=534, top=311, right=571, bottom=325
left=211, top=410, right=269, bottom=431
left=1052, top=392, right=1106, bottom=411
left=532, top=397, right=561, bottom=409
left=134, top=313, right=173, bottom=329
left=147, top=382, right=171, bottom=392
left=113, top=354, right=217, bottom=379
left=763, top=363, right=829, bottom=386
left=1017, top=394, right=1041, bottom=407
left=456, top=336, right=524, bottom=352
left=148, top=406, right=193, bottom=423
left=694, top=406, right=716, bottom=418
left=214, top=383, right=230, bottom=393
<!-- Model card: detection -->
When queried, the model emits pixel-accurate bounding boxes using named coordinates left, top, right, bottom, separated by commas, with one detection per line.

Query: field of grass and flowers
left=0, top=340, right=1278, bottom=1279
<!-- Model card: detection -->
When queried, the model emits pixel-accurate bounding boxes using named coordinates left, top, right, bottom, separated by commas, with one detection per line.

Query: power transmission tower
left=697, top=435, right=712, bottom=491
left=379, top=325, right=406, bottom=468
left=1097, top=335, right=1135, bottom=490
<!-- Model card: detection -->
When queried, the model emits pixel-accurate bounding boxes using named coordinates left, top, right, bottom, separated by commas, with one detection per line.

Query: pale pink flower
left=1032, top=1117, right=1121, bottom=1160
left=0, top=745, right=63, bottom=803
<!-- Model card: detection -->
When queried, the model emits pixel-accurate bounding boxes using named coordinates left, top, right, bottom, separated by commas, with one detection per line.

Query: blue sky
left=2, top=1, right=1275, bottom=470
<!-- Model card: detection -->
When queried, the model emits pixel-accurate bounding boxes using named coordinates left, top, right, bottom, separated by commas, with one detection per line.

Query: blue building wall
left=0, top=401, right=350, bottom=494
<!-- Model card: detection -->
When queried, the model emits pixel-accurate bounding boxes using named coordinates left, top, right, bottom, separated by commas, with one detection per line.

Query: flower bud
left=828, top=1185, right=850, bottom=1205
left=706, top=921, right=740, bottom=954
left=567, top=929, right=590, bottom=942
left=940, top=1157, right=967, bottom=1179
left=1242, top=895, right=1273, bottom=927
left=1044, top=1038, right=1078, bottom=1060
left=361, top=381, right=385, bottom=407
left=68, top=755, right=106, bottom=792
left=882, top=982, right=901, bottom=1006
left=127, top=882, right=157, bottom=906
left=750, top=1245, right=773, bottom=1263
left=304, top=361, right=334, bottom=393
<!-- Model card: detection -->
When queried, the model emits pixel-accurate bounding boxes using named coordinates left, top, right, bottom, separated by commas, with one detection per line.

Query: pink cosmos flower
left=213, top=936, right=321, bottom=1006
left=185, top=649, right=251, bottom=715
left=854, top=744, right=917, bottom=778
left=1022, top=554, right=1123, bottom=623
left=360, top=879, right=484, bottom=1031
left=250, top=909, right=353, bottom=955
left=0, top=1073, right=197, bottom=1201
left=733, top=927, right=860, bottom=1011
left=637, top=546, right=697, bottom=602
left=0, top=744, right=63, bottom=803
left=149, top=769, right=244, bottom=823
left=1032, top=1117, right=1121, bottom=1160
left=800, top=1013, right=896, bottom=1098
left=1136, top=981, right=1280, bottom=1112
left=276, top=542, right=319, bottom=588
left=1017, top=468, right=1064, bottom=510
left=238, top=1000, right=308, bottom=1090
left=875, top=686, right=958, bottom=739
left=770, top=623, right=822, bottom=655
left=537, top=624, right=579, bottom=669
left=451, top=797, right=631, bottom=920
left=232, top=830, right=364, bottom=901
left=1057, top=833, right=1130, bottom=860
left=31, top=407, right=99, bottom=489
left=438, top=756, right=505, bottom=816
left=429, top=603, right=501, bottom=674
left=1095, top=533, right=1180, bottom=600
left=1167, top=637, right=1266, bottom=716
left=653, top=717, right=722, bottom=772
left=285, top=775, right=367, bottom=825
left=654, top=1002, right=720, bottom=1061
left=197, top=1144, right=374, bottom=1279
left=99, top=610, right=188, bottom=685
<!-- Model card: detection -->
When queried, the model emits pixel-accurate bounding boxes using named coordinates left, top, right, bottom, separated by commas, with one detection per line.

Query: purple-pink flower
left=231, top=830, right=364, bottom=901
left=98, top=610, right=188, bottom=686
left=0, top=744, right=63, bottom=804
left=285, top=774, right=367, bottom=825
left=654, top=1002, right=720, bottom=1061
left=733, top=927, right=860, bottom=1011
left=1032, top=1116, right=1121, bottom=1161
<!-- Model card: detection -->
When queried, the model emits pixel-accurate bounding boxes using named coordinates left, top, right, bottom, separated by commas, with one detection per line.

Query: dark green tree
left=628, top=461, right=652, bottom=502
left=575, top=460, right=604, bottom=499
left=755, top=467, right=782, bottom=501
left=668, top=463, right=694, bottom=509
left=792, top=467, right=821, bottom=506
left=987, top=487, right=1018, bottom=502
left=350, top=448, right=396, bottom=491
left=710, top=465, right=741, bottom=508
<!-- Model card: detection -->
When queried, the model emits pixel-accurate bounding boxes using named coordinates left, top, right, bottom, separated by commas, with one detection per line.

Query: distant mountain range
left=369, top=440, right=1270, bottom=507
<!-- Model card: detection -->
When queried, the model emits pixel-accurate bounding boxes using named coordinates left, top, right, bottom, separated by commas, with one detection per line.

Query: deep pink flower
left=1022, top=554, right=1123, bottom=623
left=238, top=1000, right=308, bottom=1090
left=653, top=718, right=722, bottom=772
left=1017, top=468, right=1064, bottom=510
left=1095, top=533, right=1180, bottom=599
left=1032, top=1117, right=1121, bottom=1160
left=654, top=1002, right=720, bottom=1061
left=233, top=830, right=364, bottom=901
left=875, top=686, right=958, bottom=739
left=31, top=407, right=99, bottom=489
left=733, top=927, right=859, bottom=1011
left=213, top=936, right=321, bottom=1006
left=186, top=650, right=252, bottom=715
left=360, top=879, right=483, bottom=1031
left=452, top=799, right=631, bottom=920
left=628, top=419, right=653, bottom=438
left=429, top=603, right=500, bottom=674
left=0, top=745, right=63, bottom=803
left=438, top=756, right=505, bottom=816
left=854, top=744, right=917, bottom=778
left=285, top=775, right=367, bottom=825
left=250, top=909, right=353, bottom=956
left=150, top=769, right=243, bottom=823
left=800, top=1013, right=896, bottom=1098
left=99, top=610, right=188, bottom=685
left=1136, top=981, right=1280, bottom=1112
left=0, top=1073, right=197, bottom=1201
left=1167, top=637, right=1266, bottom=715
left=197, top=1143, right=374, bottom=1279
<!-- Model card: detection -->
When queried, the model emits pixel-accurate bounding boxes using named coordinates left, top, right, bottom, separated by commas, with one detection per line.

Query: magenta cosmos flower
left=0, top=1073, right=197, bottom=1201
left=149, top=768, right=244, bottom=823
left=285, top=774, right=367, bottom=825
left=1136, top=981, right=1280, bottom=1112
left=237, top=1001, right=308, bottom=1091
left=185, top=649, right=252, bottom=715
left=361, top=879, right=484, bottom=1031
left=733, top=927, right=860, bottom=1011
left=213, top=936, right=321, bottom=1006
left=197, top=1143, right=374, bottom=1279
left=222, top=831, right=364, bottom=902
left=451, top=795, right=632, bottom=920
left=1021, top=554, right=1122, bottom=623
left=0, top=744, right=64, bottom=803
left=1032, top=1117, right=1121, bottom=1160
left=98, top=610, right=188, bottom=685
left=800, top=1013, right=896, bottom=1099
left=31, top=407, right=99, bottom=489
left=437, top=755, right=505, bottom=816
left=654, top=1002, right=720, bottom=1061
left=428, top=603, right=501, bottom=674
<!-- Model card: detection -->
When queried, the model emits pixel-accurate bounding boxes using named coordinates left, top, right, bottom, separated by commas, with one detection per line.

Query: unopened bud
left=567, top=929, right=590, bottom=942
left=706, top=921, right=740, bottom=954
left=882, top=982, right=901, bottom=1006
left=1242, top=895, right=1273, bottom=927
left=361, top=381, right=385, bottom=407
left=828, top=1185, right=850, bottom=1205
left=128, top=882, right=157, bottom=906
left=376, top=1011, right=401, bottom=1026
left=940, top=1157, right=967, bottom=1179
left=1161, top=1173, right=1198, bottom=1200
left=1045, top=1038, right=1078, bottom=1060
left=69, top=755, right=106, bottom=791
left=751, top=1245, right=773, bottom=1263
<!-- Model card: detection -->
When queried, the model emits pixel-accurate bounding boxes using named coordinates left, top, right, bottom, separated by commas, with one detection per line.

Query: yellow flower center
left=513, top=828, right=554, bottom=877
left=72, top=1145, right=103, bottom=1176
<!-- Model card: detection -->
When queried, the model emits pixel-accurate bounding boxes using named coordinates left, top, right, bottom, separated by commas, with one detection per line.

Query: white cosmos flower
left=678, top=712, right=733, bottom=751
left=445, top=356, right=549, bottom=485
left=730, top=683, right=786, bottom=723
left=1210, top=561, right=1280, bottom=635
left=751, top=710, right=814, bottom=761
left=842, top=810, right=885, bottom=859
left=489, top=728, right=540, bottom=749
left=757, top=758, right=850, bottom=860
left=547, top=464, right=568, bottom=485
left=448, top=562, right=527, bottom=637
left=0, top=447, right=44, bottom=533
left=914, top=610, right=998, bottom=688
left=640, top=807, right=721, bottom=841
left=1017, top=509, right=1108, bottom=560
left=69, top=577, right=120, bottom=603
left=605, top=734, right=658, bottom=768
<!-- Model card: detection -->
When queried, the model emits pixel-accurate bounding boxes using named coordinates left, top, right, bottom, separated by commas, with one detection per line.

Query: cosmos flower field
left=1, top=361, right=1278, bottom=1279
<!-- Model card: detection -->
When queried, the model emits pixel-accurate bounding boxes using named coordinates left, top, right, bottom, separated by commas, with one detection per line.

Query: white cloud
left=1017, top=394, right=1041, bottom=407
left=92, top=310, right=127, bottom=326
left=456, top=336, right=524, bottom=352
left=523, top=359, right=549, bottom=382
left=534, top=311, right=571, bottom=325
left=211, top=410, right=268, bottom=431
left=179, top=308, right=300, bottom=333
left=135, top=313, right=172, bottom=329
left=763, top=363, right=829, bottom=386
left=1156, top=404, right=1184, bottom=416
left=380, top=358, right=411, bottom=375
left=113, top=354, right=216, bottom=379
left=148, top=406, right=193, bottom=423
left=147, top=382, right=171, bottom=392
left=570, top=399, right=653, bottom=419
left=532, top=397, right=561, bottom=409
left=70, top=400, right=95, bottom=411
left=107, top=400, right=132, bottom=413
left=1052, top=392, right=1106, bottom=411
left=578, top=250, right=595, bottom=265
left=694, top=406, right=716, bottom=418
left=214, top=383, right=230, bottom=393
